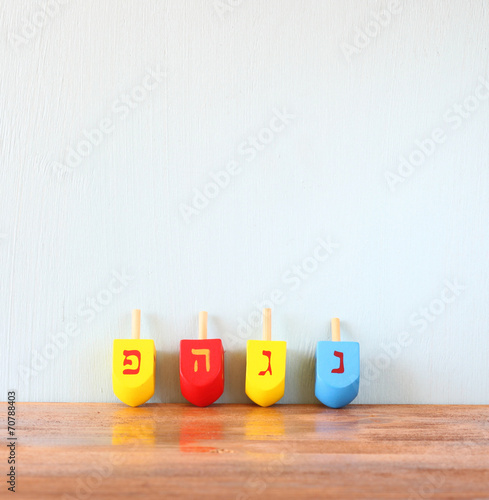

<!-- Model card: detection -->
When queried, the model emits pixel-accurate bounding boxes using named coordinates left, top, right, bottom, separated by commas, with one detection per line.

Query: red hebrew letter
left=258, top=350, right=272, bottom=376
left=331, top=351, right=344, bottom=374
left=122, top=350, right=141, bottom=375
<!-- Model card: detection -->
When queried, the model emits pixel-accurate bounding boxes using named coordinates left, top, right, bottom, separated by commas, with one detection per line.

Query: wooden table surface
left=5, top=404, right=489, bottom=499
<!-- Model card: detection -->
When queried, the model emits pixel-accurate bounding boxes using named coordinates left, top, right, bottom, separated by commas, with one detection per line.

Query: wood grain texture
left=8, top=403, right=489, bottom=499
left=1, top=1, right=489, bottom=404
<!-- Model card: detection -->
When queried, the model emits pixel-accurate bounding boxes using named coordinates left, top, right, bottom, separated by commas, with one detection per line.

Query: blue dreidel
left=315, top=318, right=359, bottom=408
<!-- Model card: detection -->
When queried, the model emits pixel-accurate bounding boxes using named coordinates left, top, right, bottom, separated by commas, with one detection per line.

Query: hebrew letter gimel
left=258, top=350, right=272, bottom=376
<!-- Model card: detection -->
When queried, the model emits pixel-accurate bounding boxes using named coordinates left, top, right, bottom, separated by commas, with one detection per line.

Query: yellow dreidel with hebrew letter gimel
left=245, top=308, right=286, bottom=407
left=112, top=309, right=156, bottom=407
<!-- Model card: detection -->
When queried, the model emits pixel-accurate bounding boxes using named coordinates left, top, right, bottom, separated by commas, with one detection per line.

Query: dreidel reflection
left=245, top=308, right=286, bottom=407
left=112, top=309, right=156, bottom=407
left=179, top=311, right=224, bottom=407
left=315, top=318, right=360, bottom=408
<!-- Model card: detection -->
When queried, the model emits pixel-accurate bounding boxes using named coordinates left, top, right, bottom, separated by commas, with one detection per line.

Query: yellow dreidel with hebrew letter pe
left=112, top=309, right=156, bottom=407
left=245, top=308, right=286, bottom=407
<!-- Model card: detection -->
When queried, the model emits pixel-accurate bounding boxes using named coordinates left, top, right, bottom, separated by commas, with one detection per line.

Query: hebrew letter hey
left=192, top=348, right=211, bottom=372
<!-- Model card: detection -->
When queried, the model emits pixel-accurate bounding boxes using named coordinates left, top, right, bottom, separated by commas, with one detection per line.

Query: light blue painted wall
left=1, top=0, right=488, bottom=404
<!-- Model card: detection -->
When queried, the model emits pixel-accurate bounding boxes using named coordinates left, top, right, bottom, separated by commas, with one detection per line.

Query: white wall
left=1, top=0, right=489, bottom=404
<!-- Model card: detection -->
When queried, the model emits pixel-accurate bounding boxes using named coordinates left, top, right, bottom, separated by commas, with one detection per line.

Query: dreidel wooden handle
left=262, top=308, right=271, bottom=341
left=199, top=311, right=208, bottom=340
left=332, top=317, right=340, bottom=342
left=132, top=309, right=141, bottom=340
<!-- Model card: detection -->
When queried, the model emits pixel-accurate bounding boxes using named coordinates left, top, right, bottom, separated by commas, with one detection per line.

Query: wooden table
left=6, top=404, right=489, bottom=499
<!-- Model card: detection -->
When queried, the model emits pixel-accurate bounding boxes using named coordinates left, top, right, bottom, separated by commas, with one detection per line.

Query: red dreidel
left=179, top=311, right=224, bottom=407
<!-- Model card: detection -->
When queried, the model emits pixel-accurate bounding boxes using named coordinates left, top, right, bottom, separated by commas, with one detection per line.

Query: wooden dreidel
left=315, top=318, right=360, bottom=408
left=245, top=308, right=287, bottom=407
left=179, top=311, right=224, bottom=407
left=112, top=309, right=156, bottom=407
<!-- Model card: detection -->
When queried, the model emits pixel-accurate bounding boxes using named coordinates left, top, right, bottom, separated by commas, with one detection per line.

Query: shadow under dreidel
left=179, top=406, right=224, bottom=453
left=153, top=349, right=185, bottom=403
left=360, top=353, right=417, bottom=405
left=283, top=347, right=317, bottom=404
left=279, top=313, right=317, bottom=404
left=222, top=348, right=248, bottom=403
left=143, top=314, right=184, bottom=404
left=111, top=407, right=156, bottom=445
